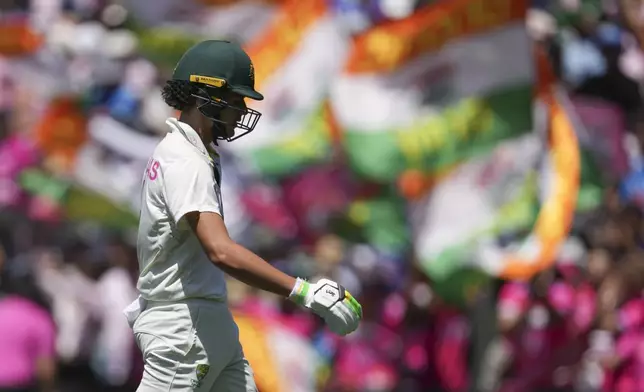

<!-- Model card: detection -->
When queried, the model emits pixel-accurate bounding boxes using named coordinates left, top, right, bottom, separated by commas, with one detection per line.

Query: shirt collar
left=165, top=117, right=219, bottom=162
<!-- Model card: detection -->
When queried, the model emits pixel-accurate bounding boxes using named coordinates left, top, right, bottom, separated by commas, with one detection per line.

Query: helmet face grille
left=192, top=88, right=261, bottom=142
left=228, top=106, right=261, bottom=141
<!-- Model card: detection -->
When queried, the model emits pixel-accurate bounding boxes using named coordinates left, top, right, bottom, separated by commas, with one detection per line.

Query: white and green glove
left=289, top=278, right=362, bottom=336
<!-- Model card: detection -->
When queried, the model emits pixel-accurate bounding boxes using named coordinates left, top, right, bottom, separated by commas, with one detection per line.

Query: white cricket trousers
left=132, top=298, right=258, bottom=392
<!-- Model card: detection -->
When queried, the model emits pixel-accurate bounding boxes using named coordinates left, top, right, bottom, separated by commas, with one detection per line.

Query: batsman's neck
left=179, top=108, right=212, bottom=146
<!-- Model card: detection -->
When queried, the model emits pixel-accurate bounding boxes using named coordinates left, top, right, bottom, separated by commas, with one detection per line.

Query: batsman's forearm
left=211, top=242, right=296, bottom=297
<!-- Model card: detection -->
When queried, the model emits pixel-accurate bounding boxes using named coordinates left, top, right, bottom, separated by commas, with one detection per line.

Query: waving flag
left=224, top=0, right=346, bottom=178
left=412, top=46, right=583, bottom=281
left=330, top=0, right=533, bottom=182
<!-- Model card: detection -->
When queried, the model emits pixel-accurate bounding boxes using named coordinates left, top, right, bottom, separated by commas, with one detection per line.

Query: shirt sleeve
left=163, top=158, right=221, bottom=224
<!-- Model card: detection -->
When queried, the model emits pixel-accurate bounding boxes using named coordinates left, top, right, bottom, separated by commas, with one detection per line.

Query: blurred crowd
left=3, top=0, right=644, bottom=392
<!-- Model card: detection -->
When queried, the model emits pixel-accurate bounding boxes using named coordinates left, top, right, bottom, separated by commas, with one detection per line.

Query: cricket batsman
left=123, top=40, right=363, bottom=392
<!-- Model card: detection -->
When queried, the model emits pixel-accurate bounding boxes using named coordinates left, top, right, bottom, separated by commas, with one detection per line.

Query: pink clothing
left=433, top=309, right=469, bottom=392
left=497, top=282, right=530, bottom=339
left=549, top=281, right=597, bottom=335
left=0, top=135, right=39, bottom=208
left=239, top=185, right=297, bottom=239
left=603, top=331, right=644, bottom=392
left=602, top=298, right=644, bottom=392
left=547, top=281, right=576, bottom=315
left=334, top=341, right=398, bottom=390
left=512, top=312, right=571, bottom=389
left=278, top=313, right=316, bottom=337
left=402, top=329, right=432, bottom=375
left=281, top=167, right=354, bottom=242
left=332, top=324, right=399, bottom=391
left=498, top=280, right=595, bottom=327
left=498, top=281, right=590, bottom=391
left=572, top=284, right=597, bottom=335
left=619, top=298, right=644, bottom=332
left=0, top=295, right=56, bottom=387
left=497, top=282, right=530, bottom=317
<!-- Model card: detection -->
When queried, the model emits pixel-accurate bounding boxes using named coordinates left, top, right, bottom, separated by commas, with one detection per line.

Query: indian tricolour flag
left=330, top=0, right=534, bottom=182
left=223, top=0, right=347, bottom=178
left=411, top=49, right=583, bottom=282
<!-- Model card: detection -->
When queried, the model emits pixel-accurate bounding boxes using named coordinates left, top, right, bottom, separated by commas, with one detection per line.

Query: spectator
left=0, top=246, right=57, bottom=392
left=90, top=236, right=139, bottom=390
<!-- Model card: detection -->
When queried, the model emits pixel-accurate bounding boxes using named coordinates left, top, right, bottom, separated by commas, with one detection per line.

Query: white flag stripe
left=330, top=22, right=532, bottom=133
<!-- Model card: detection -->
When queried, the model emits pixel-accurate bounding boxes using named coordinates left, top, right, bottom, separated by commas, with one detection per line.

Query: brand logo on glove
left=314, top=282, right=346, bottom=307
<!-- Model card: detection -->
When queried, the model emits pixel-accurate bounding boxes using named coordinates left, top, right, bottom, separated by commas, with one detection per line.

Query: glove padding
left=290, top=278, right=362, bottom=336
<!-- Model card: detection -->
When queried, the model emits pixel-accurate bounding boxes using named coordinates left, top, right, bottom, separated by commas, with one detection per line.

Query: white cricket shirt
left=135, top=118, right=227, bottom=301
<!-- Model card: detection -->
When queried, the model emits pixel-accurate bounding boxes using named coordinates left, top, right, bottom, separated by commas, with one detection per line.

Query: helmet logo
left=249, top=62, right=255, bottom=85
left=189, top=75, right=226, bottom=88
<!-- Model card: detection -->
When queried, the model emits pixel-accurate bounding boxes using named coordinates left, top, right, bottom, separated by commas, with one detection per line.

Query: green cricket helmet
left=172, top=40, right=263, bottom=142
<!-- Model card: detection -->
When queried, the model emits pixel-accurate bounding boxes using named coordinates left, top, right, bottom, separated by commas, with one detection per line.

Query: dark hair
left=1, top=270, right=52, bottom=313
left=161, top=80, right=198, bottom=111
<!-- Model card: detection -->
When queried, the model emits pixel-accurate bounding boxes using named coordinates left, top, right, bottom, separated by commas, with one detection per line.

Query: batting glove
left=289, top=278, right=362, bottom=336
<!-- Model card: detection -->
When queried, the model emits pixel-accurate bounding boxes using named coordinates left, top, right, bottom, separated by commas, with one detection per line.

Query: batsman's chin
left=224, top=125, right=237, bottom=138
